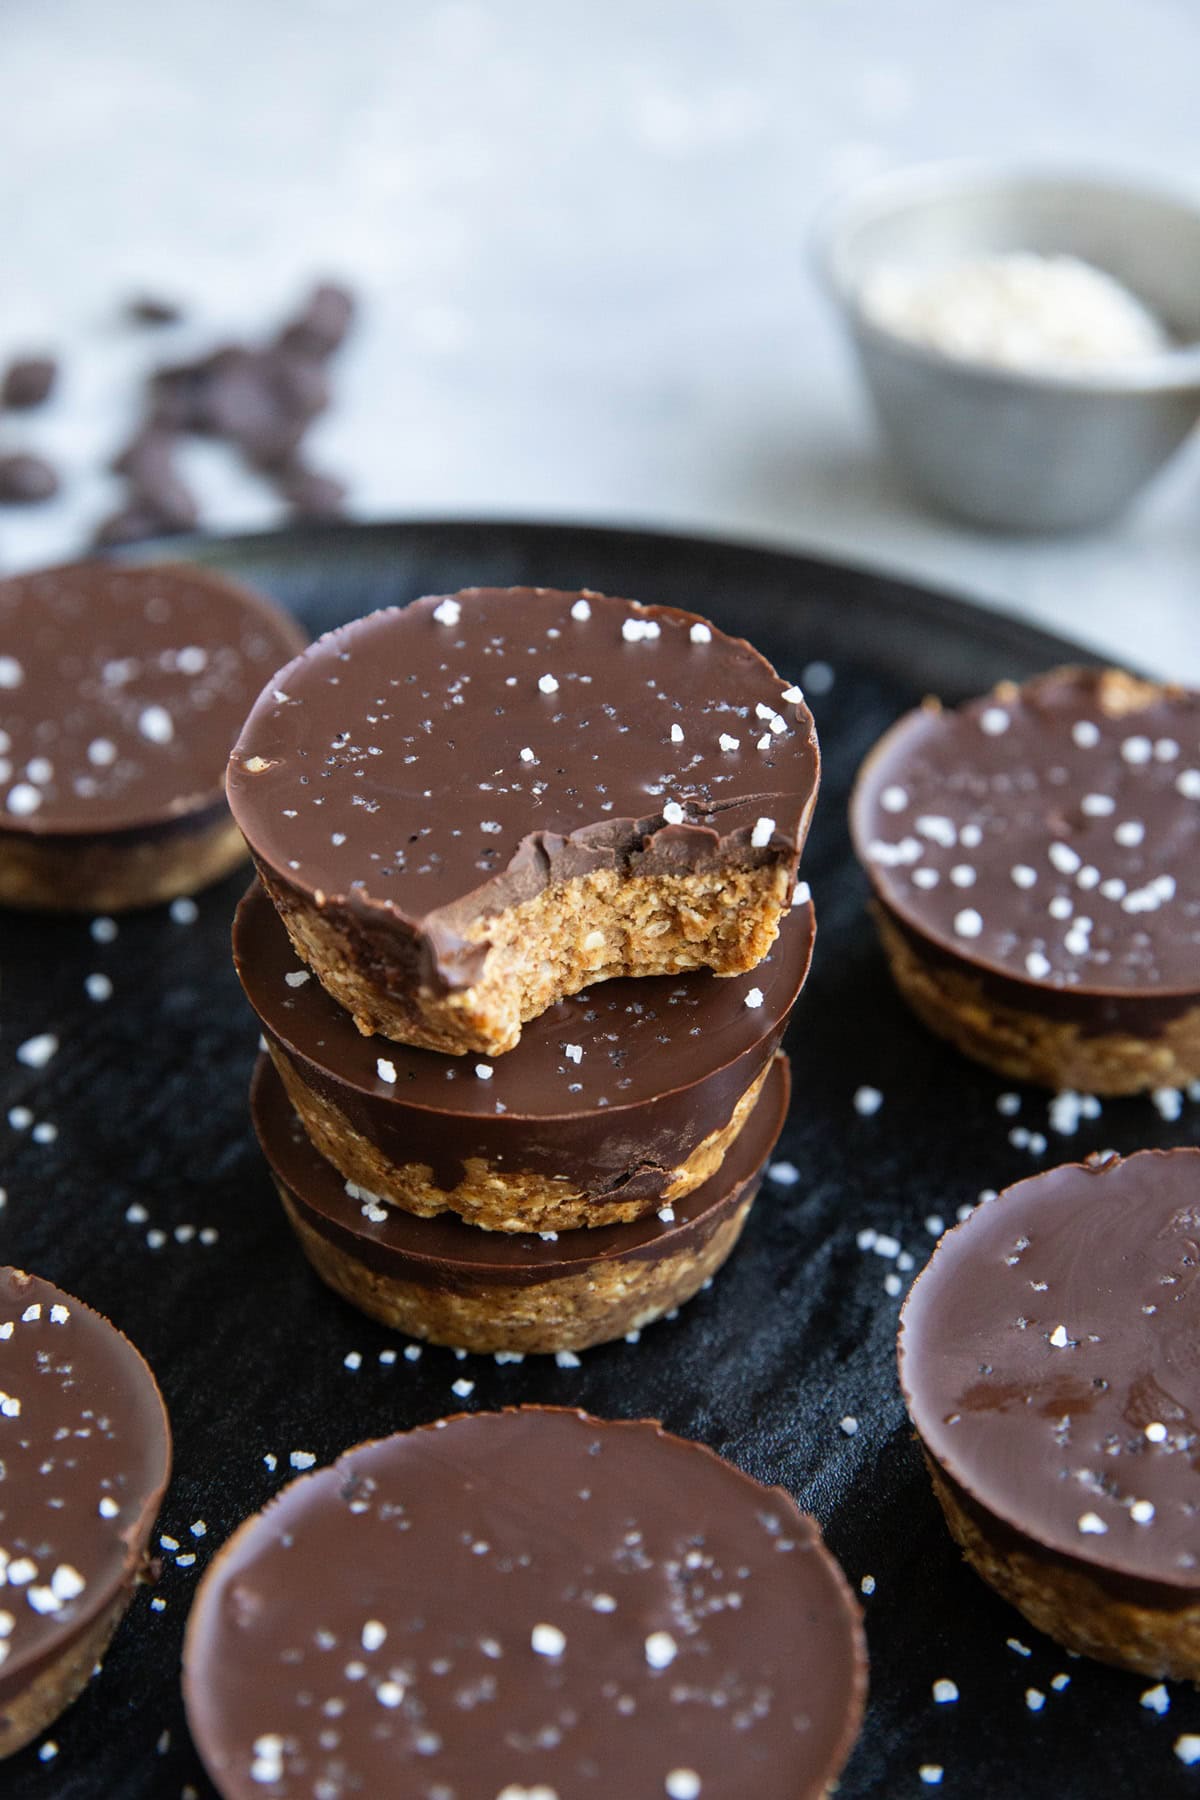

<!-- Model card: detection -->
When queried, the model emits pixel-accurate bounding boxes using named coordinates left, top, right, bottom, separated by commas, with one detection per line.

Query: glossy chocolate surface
left=252, top=1051, right=789, bottom=1288
left=852, top=668, right=1200, bottom=1003
left=0, top=561, right=305, bottom=839
left=900, top=1149, right=1200, bottom=1597
left=0, top=1269, right=171, bottom=1718
left=227, top=587, right=820, bottom=990
left=235, top=878, right=811, bottom=1198
left=183, top=1406, right=865, bottom=1800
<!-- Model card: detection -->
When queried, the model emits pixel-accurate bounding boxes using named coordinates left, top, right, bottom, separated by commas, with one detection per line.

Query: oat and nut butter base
left=900, top=1150, right=1200, bottom=1610
left=234, top=878, right=813, bottom=1217
left=0, top=561, right=306, bottom=843
left=182, top=1407, right=866, bottom=1800
left=227, top=587, right=820, bottom=1045
left=0, top=1269, right=171, bottom=1755
left=852, top=668, right=1200, bottom=1030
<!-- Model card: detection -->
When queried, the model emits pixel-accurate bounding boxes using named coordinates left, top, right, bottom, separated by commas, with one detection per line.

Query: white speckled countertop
left=3, top=0, right=1198, bottom=678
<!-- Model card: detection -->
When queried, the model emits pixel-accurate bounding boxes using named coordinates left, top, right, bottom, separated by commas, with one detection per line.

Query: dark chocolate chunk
left=116, top=283, right=355, bottom=531
left=1, top=356, right=57, bottom=410
left=108, top=425, right=199, bottom=534
left=90, top=503, right=185, bottom=548
left=183, top=1406, right=865, bottom=1799
left=275, top=282, right=356, bottom=360
left=148, top=354, right=220, bottom=432
left=276, top=463, right=347, bottom=519
left=165, top=346, right=327, bottom=468
left=126, top=295, right=182, bottom=326
left=111, top=422, right=176, bottom=481
left=900, top=1148, right=1200, bottom=1603
left=0, top=453, right=59, bottom=504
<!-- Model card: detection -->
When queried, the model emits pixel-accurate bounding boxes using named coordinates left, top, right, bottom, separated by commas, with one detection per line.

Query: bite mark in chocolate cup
left=227, top=587, right=820, bottom=1055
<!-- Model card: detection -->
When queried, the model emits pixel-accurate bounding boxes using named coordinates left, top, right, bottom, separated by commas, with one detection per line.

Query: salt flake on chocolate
left=6, top=784, right=41, bottom=816
left=138, top=705, right=174, bottom=745
left=645, top=1630, right=678, bottom=1668
left=531, top=1622, right=567, bottom=1657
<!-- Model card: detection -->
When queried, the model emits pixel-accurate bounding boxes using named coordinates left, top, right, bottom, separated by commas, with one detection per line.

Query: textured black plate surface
left=4, top=520, right=1197, bottom=1798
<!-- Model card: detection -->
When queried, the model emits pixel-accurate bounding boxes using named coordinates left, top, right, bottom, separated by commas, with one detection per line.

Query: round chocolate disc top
left=853, top=668, right=1200, bottom=995
left=0, top=1268, right=171, bottom=1713
left=0, top=561, right=305, bottom=836
left=226, top=588, right=819, bottom=971
left=251, top=1051, right=789, bottom=1288
left=184, top=1407, right=865, bottom=1799
left=900, top=1149, right=1200, bottom=1593
left=235, top=878, right=813, bottom=1119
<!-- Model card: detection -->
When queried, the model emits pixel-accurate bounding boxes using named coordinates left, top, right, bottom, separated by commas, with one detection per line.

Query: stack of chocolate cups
left=226, top=587, right=821, bottom=1354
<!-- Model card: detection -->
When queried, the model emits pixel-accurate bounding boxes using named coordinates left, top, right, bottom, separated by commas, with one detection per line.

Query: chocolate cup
left=899, top=1149, right=1200, bottom=1678
left=0, top=560, right=306, bottom=912
left=183, top=1407, right=867, bottom=1800
left=234, top=877, right=814, bottom=1230
left=850, top=667, right=1200, bottom=1092
left=227, top=587, right=820, bottom=1053
left=0, top=1269, right=172, bottom=1757
left=250, top=1052, right=790, bottom=1353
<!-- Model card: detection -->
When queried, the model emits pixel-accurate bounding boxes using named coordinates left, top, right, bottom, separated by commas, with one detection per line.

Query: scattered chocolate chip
left=214, top=349, right=329, bottom=470
left=134, top=470, right=199, bottom=535
left=90, top=503, right=187, bottom=548
left=110, top=422, right=174, bottom=481
left=151, top=346, right=328, bottom=469
left=109, top=425, right=198, bottom=532
left=276, top=463, right=348, bottom=519
left=127, top=296, right=182, bottom=327
left=101, top=279, right=356, bottom=539
left=0, top=452, right=60, bottom=503
left=147, top=356, right=218, bottom=432
left=275, top=283, right=356, bottom=360
left=2, top=356, right=58, bottom=410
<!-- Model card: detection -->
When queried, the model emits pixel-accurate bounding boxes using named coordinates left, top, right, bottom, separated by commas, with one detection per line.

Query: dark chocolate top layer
left=235, top=878, right=811, bottom=1197
left=251, top=1051, right=789, bottom=1287
left=227, top=588, right=820, bottom=985
left=900, top=1149, right=1200, bottom=1593
left=852, top=668, right=1200, bottom=997
left=183, top=1406, right=865, bottom=1800
left=0, top=1268, right=171, bottom=1710
left=0, top=561, right=305, bottom=838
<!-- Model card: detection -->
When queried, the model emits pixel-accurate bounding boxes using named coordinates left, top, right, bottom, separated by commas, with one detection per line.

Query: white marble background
left=2, top=0, right=1198, bottom=677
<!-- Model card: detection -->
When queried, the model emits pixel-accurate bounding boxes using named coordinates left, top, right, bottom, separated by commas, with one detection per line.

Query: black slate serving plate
left=3, top=519, right=1197, bottom=1798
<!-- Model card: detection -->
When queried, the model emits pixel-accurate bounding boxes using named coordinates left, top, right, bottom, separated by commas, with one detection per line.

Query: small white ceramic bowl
left=816, top=163, right=1200, bottom=531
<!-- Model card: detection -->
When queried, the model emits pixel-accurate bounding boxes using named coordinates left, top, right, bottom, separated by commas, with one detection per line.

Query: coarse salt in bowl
left=815, top=162, right=1200, bottom=531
